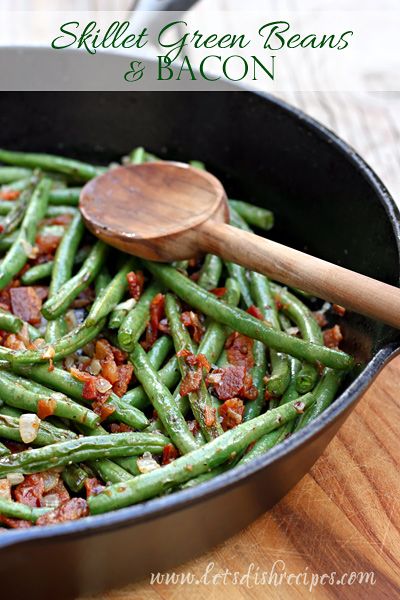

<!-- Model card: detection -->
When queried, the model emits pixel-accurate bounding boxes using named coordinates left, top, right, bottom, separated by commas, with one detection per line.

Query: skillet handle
left=197, top=220, right=400, bottom=330
left=131, top=0, right=199, bottom=14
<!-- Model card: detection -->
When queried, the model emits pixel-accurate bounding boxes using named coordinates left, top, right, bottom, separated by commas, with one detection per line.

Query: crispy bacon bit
left=141, top=293, right=166, bottom=350
left=127, top=270, right=144, bottom=301
left=0, top=515, right=32, bottom=529
left=178, top=351, right=211, bottom=397
left=225, top=332, right=254, bottom=369
left=323, top=325, right=343, bottom=349
left=71, top=287, right=95, bottom=309
left=41, top=214, right=72, bottom=227
left=313, top=311, right=328, bottom=327
left=9, top=286, right=42, bottom=325
left=84, top=478, right=105, bottom=498
left=180, top=368, right=203, bottom=397
left=180, top=310, right=205, bottom=344
left=332, top=304, right=346, bottom=317
left=3, top=333, right=26, bottom=351
left=51, top=480, right=70, bottom=505
left=113, top=363, right=134, bottom=397
left=210, top=287, right=227, bottom=297
left=109, top=423, right=133, bottom=433
left=207, top=365, right=255, bottom=401
left=93, top=401, right=116, bottom=422
left=36, top=498, right=89, bottom=526
left=33, top=286, right=49, bottom=301
left=35, top=234, right=62, bottom=255
left=204, top=405, right=216, bottom=427
left=274, top=295, right=284, bottom=311
left=1, top=189, right=20, bottom=201
left=219, top=398, right=244, bottom=431
left=247, top=305, right=264, bottom=320
left=14, top=474, right=44, bottom=508
left=70, top=367, right=115, bottom=420
left=37, top=397, right=57, bottom=420
left=162, top=443, right=179, bottom=465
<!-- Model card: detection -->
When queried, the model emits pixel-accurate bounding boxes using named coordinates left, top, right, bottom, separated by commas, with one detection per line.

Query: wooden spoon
left=80, top=161, right=400, bottom=329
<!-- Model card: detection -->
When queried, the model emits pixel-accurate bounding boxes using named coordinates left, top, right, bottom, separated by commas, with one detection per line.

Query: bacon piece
left=14, top=474, right=44, bottom=508
left=313, top=311, right=328, bottom=328
left=207, top=365, right=256, bottom=401
left=180, top=368, right=203, bottom=397
left=35, top=234, right=62, bottom=256
left=10, top=286, right=42, bottom=325
left=210, top=287, right=227, bottom=297
left=246, top=305, right=264, bottom=320
left=127, top=270, right=144, bottom=301
left=36, top=498, right=89, bottom=526
left=225, top=332, right=254, bottom=369
left=177, top=350, right=211, bottom=397
left=141, top=293, right=166, bottom=350
left=41, top=214, right=72, bottom=227
left=71, top=287, right=95, bottom=309
left=219, top=398, right=244, bottom=431
left=33, top=286, right=49, bottom=301
left=70, top=367, right=115, bottom=420
left=37, top=397, right=57, bottom=420
left=204, top=405, right=216, bottom=427
left=162, top=443, right=179, bottom=465
left=50, top=480, right=70, bottom=505
left=323, top=325, right=343, bottom=349
left=0, top=515, right=32, bottom=528
left=1, top=189, right=20, bottom=201
left=112, top=363, right=134, bottom=397
left=180, top=310, right=205, bottom=344
left=109, top=423, right=133, bottom=433
left=332, top=304, right=346, bottom=317
left=84, top=478, right=105, bottom=498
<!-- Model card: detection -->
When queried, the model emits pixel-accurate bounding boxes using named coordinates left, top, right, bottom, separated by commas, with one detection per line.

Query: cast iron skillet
left=0, top=70, right=399, bottom=600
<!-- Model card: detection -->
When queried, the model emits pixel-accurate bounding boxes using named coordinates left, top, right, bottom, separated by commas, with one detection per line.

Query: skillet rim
left=0, top=88, right=399, bottom=550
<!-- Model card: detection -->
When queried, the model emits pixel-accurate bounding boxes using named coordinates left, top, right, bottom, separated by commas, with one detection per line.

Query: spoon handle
left=198, top=220, right=400, bottom=328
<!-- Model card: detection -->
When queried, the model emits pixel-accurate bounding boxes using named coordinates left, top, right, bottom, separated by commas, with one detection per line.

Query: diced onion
left=6, top=473, right=25, bottom=486
left=41, top=493, right=61, bottom=509
left=83, top=342, right=95, bottom=357
left=88, top=358, right=102, bottom=376
left=286, top=326, right=300, bottom=336
left=137, top=452, right=160, bottom=474
left=0, top=478, right=11, bottom=500
left=95, top=377, right=112, bottom=394
left=19, top=413, right=41, bottom=444
left=42, top=470, right=59, bottom=493
left=115, top=298, right=136, bottom=312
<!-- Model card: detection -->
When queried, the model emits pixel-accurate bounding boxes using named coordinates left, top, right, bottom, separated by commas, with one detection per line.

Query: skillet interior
left=0, top=91, right=399, bottom=597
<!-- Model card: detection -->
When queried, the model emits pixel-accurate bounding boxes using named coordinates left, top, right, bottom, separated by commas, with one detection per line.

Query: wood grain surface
left=81, top=356, right=400, bottom=600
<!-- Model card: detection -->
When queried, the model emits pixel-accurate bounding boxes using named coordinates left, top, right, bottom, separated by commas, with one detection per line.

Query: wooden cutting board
left=84, top=356, right=400, bottom=599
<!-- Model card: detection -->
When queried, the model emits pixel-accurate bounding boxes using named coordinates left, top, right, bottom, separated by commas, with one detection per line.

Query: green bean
left=1, top=318, right=106, bottom=365
left=165, top=293, right=223, bottom=441
left=10, top=363, right=149, bottom=431
left=114, top=456, right=141, bottom=476
left=0, top=413, right=77, bottom=446
left=189, top=160, right=206, bottom=170
left=124, top=355, right=180, bottom=411
left=0, top=178, right=51, bottom=289
left=271, top=283, right=323, bottom=393
left=86, top=257, right=138, bottom=326
left=0, top=371, right=99, bottom=428
left=0, top=498, right=50, bottom=522
left=294, top=368, right=342, bottom=431
left=45, top=213, right=85, bottom=342
left=0, top=180, right=36, bottom=238
left=118, top=282, right=162, bottom=352
left=0, top=149, right=106, bottom=181
left=197, top=254, right=223, bottom=290
left=240, top=357, right=301, bottom=464
left=0, top=432, right=169, bottom=476
left=21, top=246, right=90, bottom=285
left=45, top=205, right=78, bottom=218
left=250, top=272, right=290, bottom=398
left=0, top=442, right=10, bottom=457
left=145, top=262, right=353, bottom=370
left=0, top=166, right=33, bottom=183
left=225, top=261, right=253, bottom=307
left=129, top=343, right=198, bottom=454
left=42, top=241, right=108, bottom=320
left=229, top=199, right=274, bottom=231
left=48, top=187, right=81, bottom=206
left=243, top=340, right=266, bottom=421
left=129, top=147, right=146, bottom=164
left=88, top=394, right=315, bottom=514
left=0, top=309, right=40, bottom=340
left=88, top=458, right=133, bottom=484
left=179, top=464, right=230, bottom=490
left=62, top=464, right=88, bottom=492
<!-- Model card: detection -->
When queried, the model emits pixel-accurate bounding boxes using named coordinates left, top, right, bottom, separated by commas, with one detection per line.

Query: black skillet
left=0, top=70, right=399, bottom=600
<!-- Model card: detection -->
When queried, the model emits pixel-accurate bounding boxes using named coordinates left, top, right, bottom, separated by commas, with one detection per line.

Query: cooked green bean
left=124, top=355, right=180, bottom=411
left=0, top=166, right=33, bottom=183
left=86, top=257, right=138, bottom=326
left=88, top=458, right=133, bottom=484
left=48, top=187, right=81, bottom=206
left=0, top=432, right=169, bottom=476
left=130, top=343, right=198, bottom=454
left=42, top=241, right=108, bottom=320
left=0, top=371, right=99, bottom=428
left=0, top=442, right=10, bottom=457
left=145, top=262, right=353, bottom=370
left=118, top=282, right=162, bottom=352
left=89, top=394, right=315, bottom=513
left=0, top=179, right=36, bottom=238
left=0, top=498, right=50, bottom=522
left=197, top=254, right=223, bottom=290
left=0, top=178, right=51, bottom=289
left=0, top=309, right=41, bottom=340
left=229, top=199, right=274, bottom=231
left=62, top=464, right=88, bottom=492
left=294, top=369, right=342, bottom=431
left=0, top=149, right=106, bottom=181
